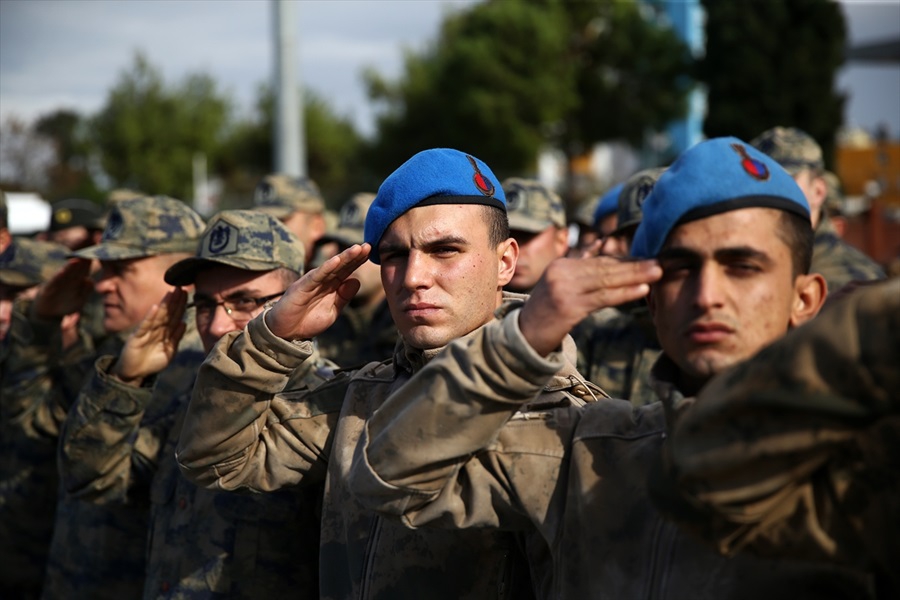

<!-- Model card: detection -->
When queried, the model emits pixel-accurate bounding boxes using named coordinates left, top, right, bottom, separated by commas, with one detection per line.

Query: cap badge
left=103, top=211, right=124, bottom=241
left=55, top=208, right=72, bottom=225
left=731, top=143, right=770, bottom=181
left=206, top=223, right=237, bottom=255
left=467, top=155, right=495, bottom=197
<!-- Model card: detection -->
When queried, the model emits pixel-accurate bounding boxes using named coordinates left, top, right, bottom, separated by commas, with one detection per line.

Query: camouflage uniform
left=314, top=193, right=398, bottom=366
left=57, top=210, right=324, bottom=599
left=0, top=239, right=90, bottom=600
left=177, top=294, right=599, bottom=600
left=348, top=308, right=878, bottom=599
left=253, top=172, right=326, bottom=270
left=650, top=277, right=900, bottom=598
left=39, top=196, right=205, bottom=600
left=751, top=127, right=885, bottom=294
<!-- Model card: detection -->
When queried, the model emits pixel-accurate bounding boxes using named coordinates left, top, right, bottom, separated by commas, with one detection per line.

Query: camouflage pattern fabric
left=750, top=126, right=824, bottom=175
left=0, top=238, right=69, bottom=288
left=315, top=298, right=398, bottom=368
left=347, top=309, right=878, bottom=599
left=812, top=216, right=885, bottom=294
left=175, top=295, right=593, bottom=600
left=571, top=302, right=662, bottom=406
left=252, top=173, right=325, bottom=218
left=650, top=277, right=900, bottom=597
left=502, top=178, right=566, bottom=233
left=42, top=324, right=204, bottom=600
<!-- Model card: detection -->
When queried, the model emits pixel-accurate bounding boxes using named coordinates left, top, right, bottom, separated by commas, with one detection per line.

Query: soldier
left=0, top=190, right=11, bottom=254
left=751, top=126, right=885, bottom=293
left=503, top=178, right=570, bottom=294
left=348, top=138, right=878, bottom=598
left=253, top=173, right=327, bottom=269
left=313, top=193, right=397, bottom=366
left=650, top=277, right=899, bottom=597
left=57, top=210, right=324, bottom=599
left=32, top=196, right=205, bottom=600
left=46, top=198, right=106, bottom=251
left=0, top=239, right=68, bottom=600
left=592, top=182, right=623, bottom=242
left=176, top=148, right=601, bottom=600
left=572, top=168, right=665, bottom=405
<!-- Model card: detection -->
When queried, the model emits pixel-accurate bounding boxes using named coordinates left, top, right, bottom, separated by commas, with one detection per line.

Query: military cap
left=73, top=195, right=205, bottom=261
left=365, top=148, right=505, bottom=264
left=823, top=170, right=844, bottom=214
left=319, top=193, right=376, bottom=247
left=592, top=183, right=623, bottom=228
left=0, top=237, right=69, bottom=288
left=611, top=168, right=666, bottom=236
left=107, top=188, right=145, bottom=204
left=253, top=173, right=325, bottom=218
left=48, top=198, right=105, bottom=232
left=750, top=126, right=824, bottom=175
left=503, top=178, right=566, bottom=233
left=631, top=137, right=809, bottom=259
left=164, top=209, right=305, bottom=286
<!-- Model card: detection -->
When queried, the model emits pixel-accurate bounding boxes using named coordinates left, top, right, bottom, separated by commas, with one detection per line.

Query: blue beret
left=630, top=137, right=810, bottom=259
left=593, top=183, right=623, bottom=226
left=364, top=148, right=505, bottom=264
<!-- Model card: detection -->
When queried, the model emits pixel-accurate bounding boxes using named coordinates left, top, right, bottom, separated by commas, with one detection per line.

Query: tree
left=34, top=109, right=102, bottom=201
left=91, top=53, right=232, bottom=201
left=364, top=0, right=690, bottom=188
left=0, top=115, right=56, bottom=191
left=700, top=0, right=846, bottom=165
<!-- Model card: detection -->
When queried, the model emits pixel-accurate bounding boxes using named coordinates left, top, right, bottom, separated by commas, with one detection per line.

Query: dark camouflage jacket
left=177, top=294, right=598, bottom=600
left=571, top=301, right=661, bottom=406
left=812, top=216, right=885, bottom=294
left=650, top=277, right=900, bottom=598
left=349, top=309, right=878, bottom=599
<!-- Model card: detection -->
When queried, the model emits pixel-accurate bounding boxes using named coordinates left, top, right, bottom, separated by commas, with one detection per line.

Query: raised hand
left=33, top=258, right=94, bottom=319
left=519, top=255, right=663, bottom=357
left=111, top=288, right=188, bottom=386
left=266, top=243, right=371, bottom=341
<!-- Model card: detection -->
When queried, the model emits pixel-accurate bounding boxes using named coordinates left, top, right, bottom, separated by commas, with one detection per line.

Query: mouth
left=684, top=322, right=734, bottom=344
left=403, top=303, right=441, bottom=319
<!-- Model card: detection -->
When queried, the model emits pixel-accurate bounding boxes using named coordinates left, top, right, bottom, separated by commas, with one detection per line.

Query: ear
left=312, top=214, right=327, bottom=241
left=497, top=237, right=519, bottom=288
left=554, top=226, right=571, bottom=257
left=789, top=272, right=827, bottom=328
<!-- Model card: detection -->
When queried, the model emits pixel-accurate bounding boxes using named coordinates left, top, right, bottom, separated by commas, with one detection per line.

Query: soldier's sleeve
left=176, top=308, right=341, bottom=492
left=57, top=354, right=173, bottom=504
left=649, top=278, right=900, bottom=580
left=350, top=307, right=580, bottom=535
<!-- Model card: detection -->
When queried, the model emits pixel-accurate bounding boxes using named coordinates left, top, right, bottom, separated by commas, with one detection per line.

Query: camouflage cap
left=319, top=193, right=376, bottom=247
left=612, top=167, right=666, bottom=235
left=0, top=237, right=69, bottom=288
left=106, top=188, right=145, bottom=204
left=164, top=209, right=305, bottom=286
left=253, top=173, right=325, bottom=218
left=503, top=178, right=566, bottom=233
left=750, top=126, right=824, bottom=175
left=49, top=198, right=106, bottom=232
left=73, top=196, right=205, bottom=261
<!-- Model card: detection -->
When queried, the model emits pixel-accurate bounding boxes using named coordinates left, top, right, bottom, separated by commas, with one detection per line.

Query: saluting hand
left=111, top=288, right=188, bottom=386
left=33, top=258, right=94, bottom=319
left=519, top=255, right=663, bottom=357
left=266, top=243, right=371, bottom=341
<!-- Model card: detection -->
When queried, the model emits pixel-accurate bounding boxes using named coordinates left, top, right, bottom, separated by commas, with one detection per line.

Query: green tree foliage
left=365, top=0, right=690, bottom=180
left=91, top=53, right=232, bottom=201
left=220, top=85, right=366, bottom=208
left=700, top=0, right=846, bottom=164
left=34, top=110, right=102, bottom=201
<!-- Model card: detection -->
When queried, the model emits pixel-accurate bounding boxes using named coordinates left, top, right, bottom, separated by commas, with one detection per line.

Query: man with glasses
left=56, top=210, right=327, bottom=599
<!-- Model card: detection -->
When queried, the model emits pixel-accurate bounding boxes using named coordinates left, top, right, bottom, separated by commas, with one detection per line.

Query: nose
left=401, top=250, right=433, bottom=290
left=94, top=272, right=116, bottom=294
left=204, top=304, right=241, bottom=343
left=693, top=263, right=726, bottom=310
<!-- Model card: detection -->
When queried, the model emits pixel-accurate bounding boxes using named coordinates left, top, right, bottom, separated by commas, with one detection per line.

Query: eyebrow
left=379, top=234, right=470, bottom=256
left=193, top=287, right=266, bottom=302
left=657, top=245, right=773, bottom=264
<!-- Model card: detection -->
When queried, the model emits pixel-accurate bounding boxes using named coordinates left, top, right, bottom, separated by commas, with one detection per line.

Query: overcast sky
left=1, top=0, right=898, bottom=140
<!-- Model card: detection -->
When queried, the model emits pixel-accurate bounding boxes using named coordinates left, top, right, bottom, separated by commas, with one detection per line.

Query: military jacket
left=650, top=278, right=900, bottom=598
left=0, top=302, right=118, bottom=600
left=571, top=302, right=661, bottom=406
left=812, top=216, right=885, bottom=294
left=42, top=325, right=204, bottom=600
left=177, top=294, right=597, bottom=600
left=315, top=297, right=398, bottom=368
left=349, top=309, right=878, bottom=599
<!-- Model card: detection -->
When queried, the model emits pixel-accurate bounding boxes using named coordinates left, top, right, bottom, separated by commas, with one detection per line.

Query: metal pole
left=273, top=0, right=305, bottom=176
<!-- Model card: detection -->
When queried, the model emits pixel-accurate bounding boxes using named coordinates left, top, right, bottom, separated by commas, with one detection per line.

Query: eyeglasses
left=188, top=291, right=285, bottom=324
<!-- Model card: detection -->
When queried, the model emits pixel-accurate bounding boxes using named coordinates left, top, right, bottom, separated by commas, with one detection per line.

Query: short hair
left=273, top=266, right=302, bottom=288
left=775, top=210, right=814, bottom=277
left=483, top=205, right=510, bottom=248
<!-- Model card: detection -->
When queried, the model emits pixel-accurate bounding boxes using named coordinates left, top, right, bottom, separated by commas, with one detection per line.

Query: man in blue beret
left=176, top=148, right=611, bottom=599
left=345, top=139, right=879, bottom=598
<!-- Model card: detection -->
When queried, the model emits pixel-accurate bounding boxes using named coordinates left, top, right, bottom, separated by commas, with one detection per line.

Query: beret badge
left=731, top=143, right=770, bottom=181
